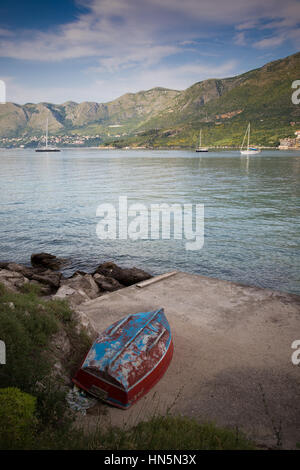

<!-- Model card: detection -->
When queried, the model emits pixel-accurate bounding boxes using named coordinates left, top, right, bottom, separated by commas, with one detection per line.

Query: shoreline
left=0, top=145, right=283, bottom=151
left=1, top=252, right=300, bottom=297
left=1, top=254, right=300, bottom=448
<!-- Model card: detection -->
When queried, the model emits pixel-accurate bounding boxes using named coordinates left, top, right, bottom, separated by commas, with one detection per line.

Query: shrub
left=0, top=284, right=59, bottom=391
left=0, top=387, right=37, bottom=449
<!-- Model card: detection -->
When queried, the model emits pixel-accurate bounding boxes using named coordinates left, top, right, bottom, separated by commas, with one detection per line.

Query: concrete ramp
left=79, top=272, right=300, bottom=448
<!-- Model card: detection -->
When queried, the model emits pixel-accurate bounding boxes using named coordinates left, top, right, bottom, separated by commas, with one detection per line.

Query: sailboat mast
left=247, top=123, right=250, bottom=150
left=45, top=118, right=48, bottom=148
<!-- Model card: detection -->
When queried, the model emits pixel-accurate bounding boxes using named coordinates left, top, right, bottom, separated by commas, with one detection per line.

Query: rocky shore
left=0, top=252, right=152, bottom=308
left=0, top=253, right=153, bottom=386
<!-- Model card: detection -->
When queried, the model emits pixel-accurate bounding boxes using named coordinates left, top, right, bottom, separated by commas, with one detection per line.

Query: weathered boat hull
left=73, top=339, right=173, bottom=409
left=73, top=309, right=173, bottom=409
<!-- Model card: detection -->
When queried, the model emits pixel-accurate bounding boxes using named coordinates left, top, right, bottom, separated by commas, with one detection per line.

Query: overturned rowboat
left=72, top=308, right=173, bottom=409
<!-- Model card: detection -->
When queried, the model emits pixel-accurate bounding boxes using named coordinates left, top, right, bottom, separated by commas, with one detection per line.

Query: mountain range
left=0, top=51, right=299, bottom=148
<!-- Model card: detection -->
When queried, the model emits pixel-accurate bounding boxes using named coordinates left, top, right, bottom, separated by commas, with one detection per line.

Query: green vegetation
left=0, top=52, right=299, bottom=147
left=0, top=283, right=255, bottom=449
left=86, top=416, right=255, bottom=450
left=0, top=282, right=59, bottom=391
left=0, top=387, right=36, bottom=449
left=0, top=282, right=91, bottom=449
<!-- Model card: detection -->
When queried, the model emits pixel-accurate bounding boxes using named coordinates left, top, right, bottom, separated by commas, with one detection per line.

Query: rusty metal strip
left=136, top=271, right=178, bottom=288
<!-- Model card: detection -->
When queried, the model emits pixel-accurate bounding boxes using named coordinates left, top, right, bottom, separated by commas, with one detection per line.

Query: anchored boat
left=196, top=129, right=208, bottom=152
left=73, top=308, right=173, bottom=409
left=35, top=118, right=60, bottom=152
left=240, top=123, right=261, bottom=155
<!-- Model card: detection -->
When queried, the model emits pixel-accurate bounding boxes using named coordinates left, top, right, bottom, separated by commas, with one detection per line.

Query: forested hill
left=0, top=52, right=299, bottom=148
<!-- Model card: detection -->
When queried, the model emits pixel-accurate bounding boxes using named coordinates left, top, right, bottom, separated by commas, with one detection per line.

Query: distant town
left=0, top=134, right=103, bottom=148
left=278, top=130, right=300, bottom=150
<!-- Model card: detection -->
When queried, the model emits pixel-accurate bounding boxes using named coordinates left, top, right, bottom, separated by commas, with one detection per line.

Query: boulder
left=94, top=262, right=152, bottom=286
left=53, top=285, right=91, bottom=307
left=72, top=309, right=98, bottom=338
left=31, top=252, right=67, bottom=270
left=0, top=268, right=29, bottom=291
left=31, top=270, right=62, bottom=289
left=63, top=273, right=100, bottom=299
left=93, top=273, right=124, bottom=292
left=6, top=262, right=46, bottom=279
left=54, top=273, right=100, bottom=306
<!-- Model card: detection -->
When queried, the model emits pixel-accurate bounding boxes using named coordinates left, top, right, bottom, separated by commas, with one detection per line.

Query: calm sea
left=0, top=148, right=299, bottom=294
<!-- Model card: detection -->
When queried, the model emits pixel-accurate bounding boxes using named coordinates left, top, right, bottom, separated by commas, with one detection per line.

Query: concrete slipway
left=78, top=272, right=300, bottom=448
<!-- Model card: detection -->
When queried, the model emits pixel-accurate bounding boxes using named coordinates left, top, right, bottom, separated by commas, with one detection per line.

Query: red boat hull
left=73, top=338, right=174, bottom=409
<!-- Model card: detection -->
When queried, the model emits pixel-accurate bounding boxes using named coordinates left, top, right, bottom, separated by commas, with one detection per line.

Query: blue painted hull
left=73, top=308, right=173, bottom=408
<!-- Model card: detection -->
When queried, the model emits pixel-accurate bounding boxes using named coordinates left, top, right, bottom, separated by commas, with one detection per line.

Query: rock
left=31, top=270, right=62, bottom=289
left=4, top=302, right=15, bottom=310
left=6, top=262, right=46, bottom=279
left=93, top=273, right=124, bottom=292
left=53, top=273, right=100, bottom=306
left=0, top=268, right=29, bottom=291
left=72, top=309, right=98, bottom=338
left=6, top=264, right=57, bottom=294
left=0, top=262, right=8, bottom=269
left=31, top=252, right=67, bottom=270
left=51, top=328, right=71, bottom=356
left=49, top=329, right=72, bottom=385
left=62, top=273, right=100, bottom=299
left=1, top=261, right=61, bottom=294
left=53, top=285, right=91, bottom=306
left=94, top=262, right=152, bottom=286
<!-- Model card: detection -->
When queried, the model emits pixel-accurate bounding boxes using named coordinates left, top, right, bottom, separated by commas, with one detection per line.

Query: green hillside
left=0, top=52, right=299, bottom=147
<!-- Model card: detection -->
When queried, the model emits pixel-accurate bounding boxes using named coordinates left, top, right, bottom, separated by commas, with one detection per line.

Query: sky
left=0, top=0, right=299, bottom=104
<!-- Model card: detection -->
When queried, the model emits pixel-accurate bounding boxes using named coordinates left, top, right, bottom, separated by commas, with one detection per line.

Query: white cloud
left=254, top=27, right=300, bottom=49
left=1, top=0, right=299, bottom=103
left=235, top=20, right=259, bottom=31
left=253, top=35, right=286, bottom=49
left=0, top=0, right=299, bottom=63
left=234, top=32, right=247, bottom=46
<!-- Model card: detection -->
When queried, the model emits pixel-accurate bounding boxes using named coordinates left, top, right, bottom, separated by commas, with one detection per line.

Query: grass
left=0, top=282, right=59, bottom=391
left=26, top=414, right=255, bottom=450
left=83, top=416, right=256, bottom=450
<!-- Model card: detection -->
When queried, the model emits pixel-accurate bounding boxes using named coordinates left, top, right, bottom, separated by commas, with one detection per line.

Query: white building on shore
left=278, top=130, right=300, bottom=149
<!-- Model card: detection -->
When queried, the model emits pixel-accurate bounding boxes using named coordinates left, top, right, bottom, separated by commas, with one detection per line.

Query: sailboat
left=240, top=123, right=260, bottom=155
left=196, top=129, right=208, bottom=152
left=35, top=118, right=60, bottom=152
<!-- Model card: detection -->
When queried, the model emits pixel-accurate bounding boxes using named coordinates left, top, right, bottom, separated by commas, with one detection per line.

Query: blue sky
left=0, top=0, right=299, bottom=103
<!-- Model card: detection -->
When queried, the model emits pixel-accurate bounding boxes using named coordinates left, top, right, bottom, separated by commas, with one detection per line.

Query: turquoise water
left=0, top=148, right=299, bottom=294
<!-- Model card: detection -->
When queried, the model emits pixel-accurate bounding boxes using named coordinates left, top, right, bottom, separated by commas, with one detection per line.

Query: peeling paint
left=76, top=309, right=172, bottom=397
